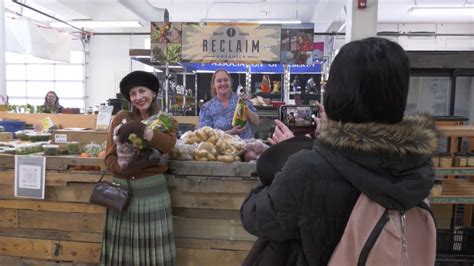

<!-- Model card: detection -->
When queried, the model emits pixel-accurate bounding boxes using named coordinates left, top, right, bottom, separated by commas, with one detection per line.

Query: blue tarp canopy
left=181, top=62, right=323, bottom=73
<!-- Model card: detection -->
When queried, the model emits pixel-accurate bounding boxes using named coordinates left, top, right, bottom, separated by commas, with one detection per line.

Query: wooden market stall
left=0, top=156, right=258, bottom=265
left=0, top=113, right=199, bottom=128
left=1, top=111, right=474, bottom=264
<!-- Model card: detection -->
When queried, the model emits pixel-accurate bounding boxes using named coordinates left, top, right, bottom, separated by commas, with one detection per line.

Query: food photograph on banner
left=150, top=22, right=182, bottom=63
left=280, top=23, right=314, bottom=65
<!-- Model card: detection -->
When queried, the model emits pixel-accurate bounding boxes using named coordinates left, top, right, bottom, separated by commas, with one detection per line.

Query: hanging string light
left=283, top=65, right=290, bottom=103
left=245, top=65, right=251, bottom=95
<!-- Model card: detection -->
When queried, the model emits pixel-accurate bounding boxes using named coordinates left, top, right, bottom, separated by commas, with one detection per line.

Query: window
left=406, top=76, right=451, bottom=115
left=454, top=75, right=474, bottom=124
left=5, top=51, right=85, bottom=109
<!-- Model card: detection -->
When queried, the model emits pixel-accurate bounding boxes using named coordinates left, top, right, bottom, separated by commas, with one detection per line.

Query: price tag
left=54, top=134, right=68, bottom=143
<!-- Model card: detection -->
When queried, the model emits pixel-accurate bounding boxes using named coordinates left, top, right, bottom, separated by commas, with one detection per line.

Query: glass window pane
left=6, top=81, right=27, bottom=97
left=70, top=51, right=84, bottom=64
left=26, top=65, right=54, bottom=80
left=25, top=98, right=45, bottom=106
left=6, top=65, right=27, bottom=80
left=6, top=52, right=27, bottom=63
left=8, top=98, right=28, bottom=106
left=454, top=76, right=474, bottom=124
left=406, top=76, right=450, bottom=115
left=25, top=54, right=55, bottom=64
left=55, top=65, right=84, bottom=81
left=61, top=99, right=85, bottom=109
left=56, top=82, right=84, bottom=97
left=27, top=82, right=54, bottom=97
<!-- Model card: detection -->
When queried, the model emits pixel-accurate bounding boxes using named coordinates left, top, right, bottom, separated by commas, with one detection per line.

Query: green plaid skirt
left=100, top=174, right=176, bottom=266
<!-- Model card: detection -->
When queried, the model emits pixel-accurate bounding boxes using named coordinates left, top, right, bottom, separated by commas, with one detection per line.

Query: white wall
left=322, top=23, right=474, bottom=59
left=85, top=34, right=147, bottom=108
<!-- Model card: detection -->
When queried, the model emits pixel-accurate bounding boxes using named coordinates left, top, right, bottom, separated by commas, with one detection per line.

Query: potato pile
left=171, top=126, right=246, bottom=163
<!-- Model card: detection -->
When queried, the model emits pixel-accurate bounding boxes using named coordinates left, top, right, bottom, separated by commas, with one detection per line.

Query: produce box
left=0, top=132, right=13, bottom=141
left=52, top=129, right=107, bottom=149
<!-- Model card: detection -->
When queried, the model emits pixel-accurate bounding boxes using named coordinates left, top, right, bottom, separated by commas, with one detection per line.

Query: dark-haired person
left=198, top=69, right=260, bottom=139
left=101, top=71, right=177, bottom=265
left=240, top=37, right=438, bottom=265
left=41, top=91, right=63, bottom=113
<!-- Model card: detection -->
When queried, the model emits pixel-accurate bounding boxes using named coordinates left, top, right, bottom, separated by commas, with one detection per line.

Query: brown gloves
left=117, top=121, right=147, bottom=143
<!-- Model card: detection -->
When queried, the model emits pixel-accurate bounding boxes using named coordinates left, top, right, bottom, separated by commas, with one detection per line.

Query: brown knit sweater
left=105, top=111, right=177, bottom=178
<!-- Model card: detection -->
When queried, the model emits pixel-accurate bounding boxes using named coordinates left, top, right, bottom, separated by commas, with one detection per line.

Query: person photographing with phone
left=241, top=37, right=438, bottom=265
left=198, top=69, right=260, bottom=139
left=269, top=102, right=326, bottom=145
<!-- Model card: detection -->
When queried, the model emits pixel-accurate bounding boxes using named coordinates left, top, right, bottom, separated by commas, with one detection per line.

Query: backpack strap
left=358, top=209, right=390, bottom=266
left=418, top=199, right=438, bottom=229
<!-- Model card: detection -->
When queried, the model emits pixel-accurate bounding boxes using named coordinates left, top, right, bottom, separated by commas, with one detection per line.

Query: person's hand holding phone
left=313, top=102, right=327, bottom=134
left=268, top=119, right=295, bottom=145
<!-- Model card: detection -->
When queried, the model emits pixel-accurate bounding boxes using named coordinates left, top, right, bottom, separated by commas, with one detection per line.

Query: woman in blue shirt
left=199, top=69, right=260, bottom=139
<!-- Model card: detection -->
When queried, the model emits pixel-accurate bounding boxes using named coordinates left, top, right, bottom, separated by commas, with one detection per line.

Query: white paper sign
left=96, top=106, right=114, bottom=131
left=14, top=156, right=46, bottom=199
left=54, top=134, right=68, bottom=143
left=18, top=165, right=42, bottom=189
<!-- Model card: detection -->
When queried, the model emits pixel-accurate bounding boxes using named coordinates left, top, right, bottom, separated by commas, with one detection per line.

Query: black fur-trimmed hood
left=314, top=114, right=439, bottom=210
left=319, top=114, right=439, bottom=157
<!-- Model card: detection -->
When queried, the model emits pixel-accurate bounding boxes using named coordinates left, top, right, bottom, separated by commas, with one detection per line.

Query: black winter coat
left=240, top=114, right=439, bottom=265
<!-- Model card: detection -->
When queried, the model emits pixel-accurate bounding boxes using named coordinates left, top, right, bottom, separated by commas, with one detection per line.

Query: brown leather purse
left=89, top=174, right=131, bottom=212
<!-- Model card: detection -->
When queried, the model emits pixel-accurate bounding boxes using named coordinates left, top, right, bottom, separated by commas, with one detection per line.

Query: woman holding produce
left=198, top=69, right=260, bottom=139
left=101, top=70, right=177, bottom=265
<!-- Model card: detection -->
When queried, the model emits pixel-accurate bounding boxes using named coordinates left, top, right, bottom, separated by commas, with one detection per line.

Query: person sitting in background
left=41, top=91, right=63, bottom=113
left=198, top=69, right=260, bottom=139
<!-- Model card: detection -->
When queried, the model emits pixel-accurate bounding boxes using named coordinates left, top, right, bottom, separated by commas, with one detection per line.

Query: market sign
left=151, top=22, right=314, bottom=65
left=181, top=23, right=280, bottom=64
left=181, top=63, right=323, bottom=73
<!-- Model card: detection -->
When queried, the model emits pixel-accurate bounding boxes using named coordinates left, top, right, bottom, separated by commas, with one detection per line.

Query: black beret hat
left=119, top=71, right=160, bottom=102
left=257, top=136, right=313, bottom=186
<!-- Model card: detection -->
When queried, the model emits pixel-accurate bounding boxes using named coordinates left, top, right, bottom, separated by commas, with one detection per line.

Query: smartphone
left=279, top=105, right=319, bottom=129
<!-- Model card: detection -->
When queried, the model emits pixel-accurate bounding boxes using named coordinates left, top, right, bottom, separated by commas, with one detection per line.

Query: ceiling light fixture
left=200, top=18, right=302, bottom=24
left=408, top=6, right=474, bottom=16
left=50, top=21, right=143, bottom=28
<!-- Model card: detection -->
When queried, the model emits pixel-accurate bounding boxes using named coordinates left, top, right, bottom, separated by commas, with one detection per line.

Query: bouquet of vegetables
left=114, top=113, right=172, bottom=169
left=128, top=113, right=172, bottom=149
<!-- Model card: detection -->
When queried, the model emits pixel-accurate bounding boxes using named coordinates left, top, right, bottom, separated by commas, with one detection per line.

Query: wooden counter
left=0, top=112, right=199, bottom=129
left=0, top=155, right=258, bottom=265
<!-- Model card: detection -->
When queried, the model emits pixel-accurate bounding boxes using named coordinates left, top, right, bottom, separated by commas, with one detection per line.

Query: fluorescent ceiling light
left=408, top=7, right=474, bottom=16
left=50, top=21, right=143, bottom=28
left=201, top=19, right=302, bottom=24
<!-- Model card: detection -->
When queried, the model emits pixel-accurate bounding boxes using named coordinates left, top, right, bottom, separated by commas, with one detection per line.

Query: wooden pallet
left=0, top=156, right=258, bottom=265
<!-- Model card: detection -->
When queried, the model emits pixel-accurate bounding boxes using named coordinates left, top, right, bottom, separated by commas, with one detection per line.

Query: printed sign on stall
left=14, top=155, right=46, bottom=199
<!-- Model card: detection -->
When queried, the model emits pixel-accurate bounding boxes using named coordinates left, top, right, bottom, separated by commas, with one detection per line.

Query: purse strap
left=97, top=172, right=106, bottom=183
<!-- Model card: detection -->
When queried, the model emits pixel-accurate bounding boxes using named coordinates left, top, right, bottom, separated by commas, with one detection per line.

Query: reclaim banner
left=181, top=23, right=280, bottom=64
left=150, top=22, right=314, bottom=65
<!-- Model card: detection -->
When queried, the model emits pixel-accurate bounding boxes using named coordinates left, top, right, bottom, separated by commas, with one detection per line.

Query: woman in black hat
left=100, top=70, right=177, bottom=265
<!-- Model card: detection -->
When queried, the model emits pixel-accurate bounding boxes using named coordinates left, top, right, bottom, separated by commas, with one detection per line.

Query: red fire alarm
left=358, top=0, right=367, bottom=9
